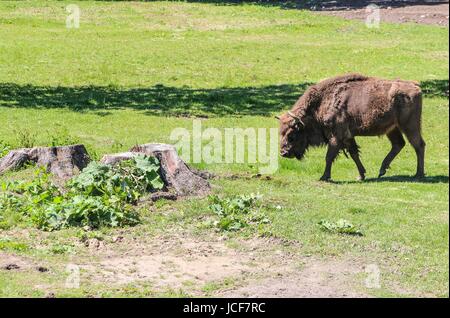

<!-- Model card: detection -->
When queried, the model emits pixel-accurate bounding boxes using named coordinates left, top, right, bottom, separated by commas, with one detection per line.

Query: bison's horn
left=274, top=115, right=280, bottom=120
left=287, top=111, right=304, bottom=126
left=287, top=111, right=297, bottom=119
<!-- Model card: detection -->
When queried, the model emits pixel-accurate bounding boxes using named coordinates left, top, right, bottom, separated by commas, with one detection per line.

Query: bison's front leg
left=320, top=138, right=341, bottom=181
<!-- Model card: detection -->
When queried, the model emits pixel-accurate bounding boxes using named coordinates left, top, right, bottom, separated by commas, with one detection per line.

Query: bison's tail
left=391, top=82, right=423, bottom=132
left=404, top=90, right=423, bottom=133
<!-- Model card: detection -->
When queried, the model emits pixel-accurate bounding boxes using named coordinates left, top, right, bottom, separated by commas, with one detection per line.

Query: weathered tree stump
left=0, top=150, right=29, bottom=173
left=1, top=143, right=210, bottom=198
left=100, top=143, right=211, bottom=197
left=0, top=145, right=90, bottom=179
left=131, top=143, right=211, bottom=197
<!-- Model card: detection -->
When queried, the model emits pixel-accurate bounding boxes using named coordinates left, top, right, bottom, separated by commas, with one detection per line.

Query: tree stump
left=0, top=143, right=210, bottom=198
left=100, top=143, right=211, bottom=197
left=131, top=143, right=211, bottom=197
left=0, top=145, right=90, bottom=179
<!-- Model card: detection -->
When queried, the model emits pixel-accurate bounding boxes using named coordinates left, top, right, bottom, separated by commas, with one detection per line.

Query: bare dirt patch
left=219, top=258, right=366, bottom=298
left=319, top=3, right=449, bottom=27
left=0, top=252, right=34, bottom=271
left=81, top=234, right=281, bottom=290
left=78, top=232, right=368, bottom=297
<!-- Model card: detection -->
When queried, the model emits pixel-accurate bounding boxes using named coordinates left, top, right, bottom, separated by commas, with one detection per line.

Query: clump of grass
left=14, top=129, right=36, bottom=148
left=318, top=219, right=363, bottom=236
left=76, top=229, right=105, bottom=243
left=207, top=193, right=270, bottom=232
left=111, top=140, right=124, bottom=153
left=0, top=140, right=11, bottom=158
left=0, top=238, right=29, bottom=252
left=348, top=207, right=367, bottom=214
left=2, top=128, right=80, bottom=156
left=49, top=244, right=73, bottom=255
left=202, top=277, right=236, bottom=295
left=46, top=126, right=80, bottom=147
left=0, top=206, right=25, bottom=230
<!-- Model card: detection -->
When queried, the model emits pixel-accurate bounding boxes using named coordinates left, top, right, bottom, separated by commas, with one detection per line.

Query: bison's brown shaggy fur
left=279, top=73, right=425, bottom=181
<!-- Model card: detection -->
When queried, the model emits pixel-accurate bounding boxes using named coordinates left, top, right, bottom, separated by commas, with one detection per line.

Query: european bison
left=278, top=74, right=425, bottom=181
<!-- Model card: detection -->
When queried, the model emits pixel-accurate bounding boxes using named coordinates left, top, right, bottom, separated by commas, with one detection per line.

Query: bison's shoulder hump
left=316, top=73, right=369, bottom=89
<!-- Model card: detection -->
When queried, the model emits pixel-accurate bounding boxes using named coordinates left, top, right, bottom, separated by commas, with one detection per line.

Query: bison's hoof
left=319, top=176, right=331, bottom=182
left=414, top=173, right=425, bottom=179
left=357, top=175, right=365, bottom=181
left=378, top=170, right=386, bottom=178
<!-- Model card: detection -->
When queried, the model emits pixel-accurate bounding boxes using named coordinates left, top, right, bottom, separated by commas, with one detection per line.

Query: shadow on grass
left=0, top=82, right=312, bottom=117
left=0, top=79, right=447, bottom=117
left=420, top=79, right=450, bottom=98
left=334, top=175, right=449, bottom=184
left=366, top=175, right=449, bottom=183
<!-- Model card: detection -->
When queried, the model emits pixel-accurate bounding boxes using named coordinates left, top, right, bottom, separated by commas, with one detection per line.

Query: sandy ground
left=319, top=3, right=449, bottom=26
left=1, top=232, right=370, bottom=297
left=79, top=234, right=369, bottom=297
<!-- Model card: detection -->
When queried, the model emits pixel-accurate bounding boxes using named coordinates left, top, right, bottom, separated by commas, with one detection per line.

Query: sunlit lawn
left=0, top=1, right=448, bottom=297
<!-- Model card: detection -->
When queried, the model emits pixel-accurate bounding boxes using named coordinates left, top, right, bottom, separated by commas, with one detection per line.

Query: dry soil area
left=76, top=233, right=369, bottom=297
left=1, top=231, right=371, bottom=297
left=319, top=3, right=449, bottom=26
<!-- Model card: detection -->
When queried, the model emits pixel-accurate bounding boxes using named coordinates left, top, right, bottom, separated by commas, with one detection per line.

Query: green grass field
left=0, top=1, right=448, bottom=297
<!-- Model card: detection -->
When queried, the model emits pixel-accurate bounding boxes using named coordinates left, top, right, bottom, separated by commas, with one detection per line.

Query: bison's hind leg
left=379, top=128, right=406, bottom=178
left=397, top=95, right=426, bottom=178
left=402, top=127, right=426, bottom=178
left=347, top=138, right=366, bottom=181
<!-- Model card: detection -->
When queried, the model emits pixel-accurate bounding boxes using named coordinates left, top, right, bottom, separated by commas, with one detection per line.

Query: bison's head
left=277, top=112, right=324, bottom=160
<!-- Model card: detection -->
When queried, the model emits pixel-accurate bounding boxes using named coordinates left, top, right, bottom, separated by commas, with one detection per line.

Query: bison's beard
left=294, top=152, right=305, bottom=160
left=280, top=142, right=309, bottom=160
left=291, top=143, right=309, bottom=160
left=294, top=147, right=307, bottom=160
left=281, top=148, right=305, bottom=160
left=281, top=144, right=308, bottom=160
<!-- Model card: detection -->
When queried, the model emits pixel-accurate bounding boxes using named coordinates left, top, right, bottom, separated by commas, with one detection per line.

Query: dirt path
left=1, top=228, right=372, bottom=297
left=75, top=233, right=369, bottom=297
left=319, top=3, right=449, bottom=26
